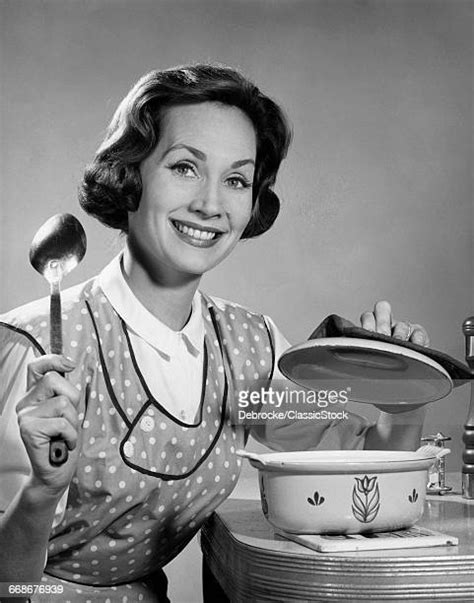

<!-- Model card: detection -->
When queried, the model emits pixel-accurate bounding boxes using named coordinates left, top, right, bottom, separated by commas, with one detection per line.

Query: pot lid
left=278, top=337, right=453, bottom=406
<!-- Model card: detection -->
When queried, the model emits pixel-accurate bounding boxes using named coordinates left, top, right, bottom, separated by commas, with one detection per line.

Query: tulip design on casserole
left=351, top=475, right=381, bottom=523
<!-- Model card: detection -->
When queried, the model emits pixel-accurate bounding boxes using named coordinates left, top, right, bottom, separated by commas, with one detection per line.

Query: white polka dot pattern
left=4, top=280, right=273, bottom=593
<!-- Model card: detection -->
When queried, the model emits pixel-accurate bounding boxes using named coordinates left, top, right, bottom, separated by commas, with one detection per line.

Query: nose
left=189, top=178, right=223, bottom=218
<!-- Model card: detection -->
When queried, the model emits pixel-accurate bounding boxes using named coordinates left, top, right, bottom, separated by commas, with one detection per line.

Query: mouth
left=170, top=219, right=225, bottom=248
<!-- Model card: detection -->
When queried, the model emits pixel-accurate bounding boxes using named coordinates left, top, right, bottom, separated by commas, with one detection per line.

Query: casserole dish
left=240, top=449, right=437, bottom=534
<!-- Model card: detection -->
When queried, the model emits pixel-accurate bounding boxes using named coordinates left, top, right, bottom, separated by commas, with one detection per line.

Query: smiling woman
left=0, top=63, right=430, bottom=603
left=127, top=103, right=256, bottom=290
left=79, top=65, right=290, bottom=240
left=78, top=65, right=291, bottom=329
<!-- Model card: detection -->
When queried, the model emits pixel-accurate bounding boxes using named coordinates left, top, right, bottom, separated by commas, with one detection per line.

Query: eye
left=169, top=161, right=198, bottom=178
left=226, top=175, right=252, bottom=190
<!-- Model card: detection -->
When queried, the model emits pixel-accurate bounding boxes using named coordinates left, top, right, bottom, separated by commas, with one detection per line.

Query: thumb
left=27, top=354, right=76, bottom=389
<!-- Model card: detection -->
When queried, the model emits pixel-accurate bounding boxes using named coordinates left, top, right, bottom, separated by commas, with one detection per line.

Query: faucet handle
left=462, top=316, right=474, bottom=367
left=422, top=433, right=451, bottom=445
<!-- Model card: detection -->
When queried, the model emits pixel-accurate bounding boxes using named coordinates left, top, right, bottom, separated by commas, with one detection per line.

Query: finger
left=409, top=324, right=430, bottom=347
left=19, top=415, right=79, bottom=452
left=18, top=373, right=81, bottom=413
left=392, top=321, right=411, bottom=341
left=17, top=395, right=79, bottom=429
left=27, top=354, right=75, bottom=389
left=360, top=311, right=376, bottom=332
left=374, top=300, right=393, bottom=336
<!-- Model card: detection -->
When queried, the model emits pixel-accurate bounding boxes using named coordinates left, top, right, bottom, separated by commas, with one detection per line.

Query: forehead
left=158, top=102, right=257, bottom=158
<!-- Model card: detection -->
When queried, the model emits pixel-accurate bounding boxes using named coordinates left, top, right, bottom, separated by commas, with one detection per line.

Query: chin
left=171, top=243, right=236, bottom=276
left=177, top=259, right=220, bottom=277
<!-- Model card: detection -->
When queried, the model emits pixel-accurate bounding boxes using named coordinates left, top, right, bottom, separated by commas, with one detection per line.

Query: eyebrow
left=162, top=144, right=255, bottom=168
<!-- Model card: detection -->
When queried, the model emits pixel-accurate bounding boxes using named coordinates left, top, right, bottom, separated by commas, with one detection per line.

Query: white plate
left=278, top=337, right=453, bottom=406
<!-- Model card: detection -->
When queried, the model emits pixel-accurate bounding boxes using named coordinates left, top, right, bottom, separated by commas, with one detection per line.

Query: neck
left=122, top=243, right=200, bottom=331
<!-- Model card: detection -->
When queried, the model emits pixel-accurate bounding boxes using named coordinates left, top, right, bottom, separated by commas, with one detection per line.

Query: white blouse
left=97, top=255, right=291, bottom=423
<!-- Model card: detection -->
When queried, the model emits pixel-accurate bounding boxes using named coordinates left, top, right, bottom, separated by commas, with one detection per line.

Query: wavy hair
left=79, top=64, right=292, bottom=238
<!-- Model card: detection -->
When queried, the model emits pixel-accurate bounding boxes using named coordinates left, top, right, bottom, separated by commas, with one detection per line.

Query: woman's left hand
left=360, top=300, right=430, bottom=347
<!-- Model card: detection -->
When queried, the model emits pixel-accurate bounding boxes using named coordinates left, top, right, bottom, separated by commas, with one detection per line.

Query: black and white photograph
left=0, top=1, right=472, bottom=601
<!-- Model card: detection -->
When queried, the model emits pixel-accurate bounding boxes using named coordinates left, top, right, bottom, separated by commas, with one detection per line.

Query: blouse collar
left=97, top=254, right=204, bottom=358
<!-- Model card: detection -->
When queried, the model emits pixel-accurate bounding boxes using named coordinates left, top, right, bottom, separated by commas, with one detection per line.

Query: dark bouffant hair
left=78, top=64, right=292, bottom=238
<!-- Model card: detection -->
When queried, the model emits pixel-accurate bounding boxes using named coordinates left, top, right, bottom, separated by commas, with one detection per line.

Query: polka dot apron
left=3, top=279, right=273, bottom=601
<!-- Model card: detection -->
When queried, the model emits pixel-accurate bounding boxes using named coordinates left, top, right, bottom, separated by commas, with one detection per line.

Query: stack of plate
left=201, top=496, right=474, bottom=602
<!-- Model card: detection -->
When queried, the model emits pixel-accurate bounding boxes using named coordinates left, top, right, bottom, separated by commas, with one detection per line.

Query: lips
left=171, top=219, right=225, bottom=248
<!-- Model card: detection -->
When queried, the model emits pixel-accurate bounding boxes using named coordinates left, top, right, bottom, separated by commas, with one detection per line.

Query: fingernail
left=63, top=356, right=75, bottom=367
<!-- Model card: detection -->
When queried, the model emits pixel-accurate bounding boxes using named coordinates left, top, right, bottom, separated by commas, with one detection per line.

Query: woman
left=0, top=64, right=429, bottom=602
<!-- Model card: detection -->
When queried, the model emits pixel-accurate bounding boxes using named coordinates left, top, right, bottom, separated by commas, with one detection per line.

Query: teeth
left=174, top=222, right=217, bottom=241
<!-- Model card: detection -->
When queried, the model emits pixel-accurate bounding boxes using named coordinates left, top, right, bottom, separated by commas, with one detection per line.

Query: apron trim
left=115, top=306, right=229, bottom=481
left=85, top=300, right=131, bottom=427
left=0, top=320, right=47, bottom=355
left=118, top=304, right=228, bottom=480
left=263, top=316, right=276, bottom=381
left=121, top=319, right=209, bottom=428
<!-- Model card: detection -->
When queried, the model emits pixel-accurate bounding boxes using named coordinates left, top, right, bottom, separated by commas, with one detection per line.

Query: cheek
left=232, top=198, right=253, bottom=230
left=134, top=187, right=170, bottom=227
left=138, top=169, right=174, bottom=213
left=128, top=200, right=162, bottom=242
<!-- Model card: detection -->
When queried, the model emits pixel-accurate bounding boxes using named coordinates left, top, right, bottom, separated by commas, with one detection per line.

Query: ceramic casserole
left=243, top=450, right=436, bottom=535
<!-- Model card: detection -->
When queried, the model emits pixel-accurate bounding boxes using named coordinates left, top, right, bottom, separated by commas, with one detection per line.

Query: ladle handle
left=50, top=285, right=63, bottom=355
left=49, top=282, right=68, bottom=466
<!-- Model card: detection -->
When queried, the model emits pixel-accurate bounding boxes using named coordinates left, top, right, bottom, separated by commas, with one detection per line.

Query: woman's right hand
left=16, top=355, right=81, bottom=497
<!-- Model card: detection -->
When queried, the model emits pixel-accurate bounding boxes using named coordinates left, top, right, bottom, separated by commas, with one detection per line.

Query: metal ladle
left=29, top=213, right=87, bottom=465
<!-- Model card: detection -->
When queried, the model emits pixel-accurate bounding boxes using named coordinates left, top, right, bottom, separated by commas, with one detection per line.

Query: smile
left=171, top=220, right=224, bottom=248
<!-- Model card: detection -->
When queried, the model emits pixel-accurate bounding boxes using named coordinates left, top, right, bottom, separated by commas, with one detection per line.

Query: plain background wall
left=1, top=1, right=472, bottom=601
